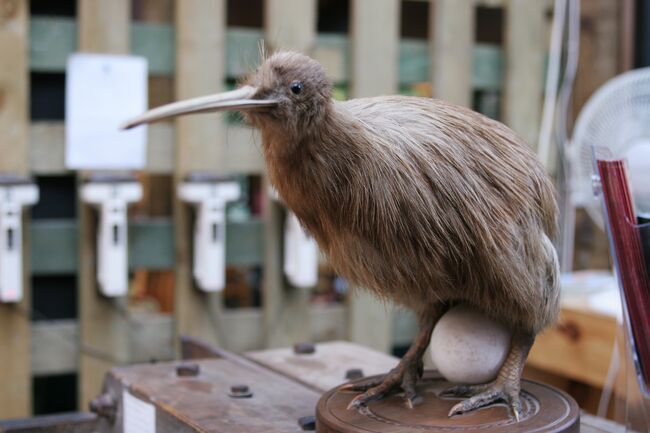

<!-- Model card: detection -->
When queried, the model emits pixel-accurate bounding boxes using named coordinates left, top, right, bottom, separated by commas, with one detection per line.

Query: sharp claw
left=405, top=394, right=423, bottom=409
left=346, top=396, right=364, bottom=411
left=448, top=402, right=464, bottom=417
left=510, top=398, right=522, bottom=422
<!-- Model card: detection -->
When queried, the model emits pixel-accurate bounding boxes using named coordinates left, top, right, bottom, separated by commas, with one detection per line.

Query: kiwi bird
left=124, top=51, right=559, bottom=420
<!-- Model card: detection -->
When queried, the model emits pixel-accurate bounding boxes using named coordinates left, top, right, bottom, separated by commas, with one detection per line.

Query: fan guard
left=571, top=67, right=650, bottom=227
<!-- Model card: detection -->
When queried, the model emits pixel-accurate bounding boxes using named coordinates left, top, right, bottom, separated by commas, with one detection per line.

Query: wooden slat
left=503, top=0, right=546, bottom=147
left=78, top=1, right=129, bottom=54
left=431, top=0, right=475, bottom=107
left=0, top=0, right=30, bottom=417
left=246, top=341, right=398, bottom=392
left=109, top=358, right=321, bottom=433
left=31, top=320, right=79, bottom=376
left=31, top=305, right=347, bottom=375
left=29, top=218, right=264, bottom=274
left=174, top=0, right=227, bottom=351
left=28, top=16, right=505, bottom=89
left=347, top=0, right=399, bottom=353
left=30, top=220, right=78, bottom=274
left=350, top=0, right=399, bottom=97
left=262, top=0, right=317, bottom=349
left=77, top=0, right=132, bottom=410
left=528, top=306, right=618, bottom=389
left=29, top=122, right=264, bottom=175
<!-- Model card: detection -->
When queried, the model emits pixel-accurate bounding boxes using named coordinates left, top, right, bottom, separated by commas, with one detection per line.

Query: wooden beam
left=31, top=305, right=347, bottom=375
left=347, top=0, right=399, bottom=353
left=0, top=0, right=30, bottom=417
left=29, top=17, right=505, bottom=89
left=503, top=0, right=546, bottom=147
left=31, top=320, right=79, bottom=376
left=350, top=0, right=399, bottom=97
left=29, top=218, right=265, bottom=275
left=431, top=0, right=475, bottom=107
left=76, top=0, right=132, bottom=410
left=29, top=122, right=264, bottom=175
left=78, top=1, right=130, bottom=54
left=246, top=341, right=398, bottom=392
left=263, top=0, right=317, bottom=348
left=174, top=0, right=227, bottom=351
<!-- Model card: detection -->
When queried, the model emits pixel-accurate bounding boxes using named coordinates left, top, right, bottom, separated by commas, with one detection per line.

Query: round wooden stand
left=316, top=371, right=580, bottom=433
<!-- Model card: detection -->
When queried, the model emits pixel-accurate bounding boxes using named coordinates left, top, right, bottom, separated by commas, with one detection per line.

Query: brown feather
left=245, top=51, right=559, bottom=334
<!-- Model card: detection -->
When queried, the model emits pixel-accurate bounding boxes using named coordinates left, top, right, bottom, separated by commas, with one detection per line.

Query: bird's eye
left=290, top=81, right=303, bottom=95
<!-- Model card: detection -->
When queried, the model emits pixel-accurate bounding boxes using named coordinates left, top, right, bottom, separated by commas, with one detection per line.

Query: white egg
left=430, top=305, right=512, bottom=384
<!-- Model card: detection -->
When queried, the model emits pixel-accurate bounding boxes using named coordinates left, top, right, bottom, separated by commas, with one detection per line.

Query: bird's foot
left=343, top=359, right=424, bottom=410
left=440, top=380, right=522, bottom=421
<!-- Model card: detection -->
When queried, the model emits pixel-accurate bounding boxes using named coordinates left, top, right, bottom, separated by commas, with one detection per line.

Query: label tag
left=65, top=53, right=148, bottom=170
left=123, top=390, right=156, bottom=433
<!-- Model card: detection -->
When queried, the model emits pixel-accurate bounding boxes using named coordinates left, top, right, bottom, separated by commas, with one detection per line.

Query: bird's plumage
left=256, top=70, right=559, bottom=334
left=124, top=50, right=561, bottom=417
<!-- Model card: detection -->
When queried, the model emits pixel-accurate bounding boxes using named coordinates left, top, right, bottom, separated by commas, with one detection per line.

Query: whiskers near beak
left=122, top=85, right=277, bottom=130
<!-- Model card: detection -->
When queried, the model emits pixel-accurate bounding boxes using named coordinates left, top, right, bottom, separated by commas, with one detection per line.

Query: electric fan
left=570, top=67, right=650, bottom=423
left=570, top=67, right=650, bottom=226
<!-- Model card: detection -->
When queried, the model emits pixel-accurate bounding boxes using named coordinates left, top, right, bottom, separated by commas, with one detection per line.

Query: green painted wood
left=132, top=22, right=174, bottom=75
left=129, top=218, right=175, bottom=270
left=29, top=217, right=264, bottom=275
left=29, top=220, right=78, bottom=275
left=29, top=16, right=503, bottom=90
left=29, top=17, right=76, bottom=72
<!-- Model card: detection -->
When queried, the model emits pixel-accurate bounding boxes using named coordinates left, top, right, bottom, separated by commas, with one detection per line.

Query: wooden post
left=263, top=0, right=317, bottom=347
left=431, top=0, right=475, bottom=107
left=503, top=0, right=546, bottom=148
left=77, top=0, right=131, bottom=409
left=174, top=0, right=227, bottom=349
left=0, top=0, right=30, bottom=418
left=348, top=0, right=399, bottom=353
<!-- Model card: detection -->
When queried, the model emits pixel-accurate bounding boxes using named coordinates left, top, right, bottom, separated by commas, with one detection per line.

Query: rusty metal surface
left=107, top=358, right=320, bottom=433
left=0, top=412, right=99, bottom=433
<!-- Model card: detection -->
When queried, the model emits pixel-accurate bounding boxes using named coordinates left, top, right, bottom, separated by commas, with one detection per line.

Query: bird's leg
left=345, top=309, right=440, bottom=410
left=441, top=331, right=535, bottom=421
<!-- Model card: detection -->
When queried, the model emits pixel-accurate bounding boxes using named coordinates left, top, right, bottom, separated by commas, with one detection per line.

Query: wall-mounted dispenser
left=179, top=175, right=240, bottom=292
left=270, top=187, right=319, bottom=289
left=81, top=175, right=142, bottom=297
left=0, top=176, right=39, bottom=303
left=283, top=211, right=319, bottom=288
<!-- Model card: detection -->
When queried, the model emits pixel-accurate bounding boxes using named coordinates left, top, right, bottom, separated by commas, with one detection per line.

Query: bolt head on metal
left=229, top=384, right=253, bottom=398
left=176, top=363, right=200, bottom=377
left=298, top=415, right=316, bottom=431
left=345, top=368, right=364, bottom=380
left=293, top=342, right=316, bottom=354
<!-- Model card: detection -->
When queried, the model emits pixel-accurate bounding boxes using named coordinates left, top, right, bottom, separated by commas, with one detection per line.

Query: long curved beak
left=122, top=85, right=276, bottom=129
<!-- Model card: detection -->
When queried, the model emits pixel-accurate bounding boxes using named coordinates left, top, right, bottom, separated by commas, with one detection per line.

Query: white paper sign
left=123, top=390, right=156, bottom=433
left=66, top=53, right=148, bottom=169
